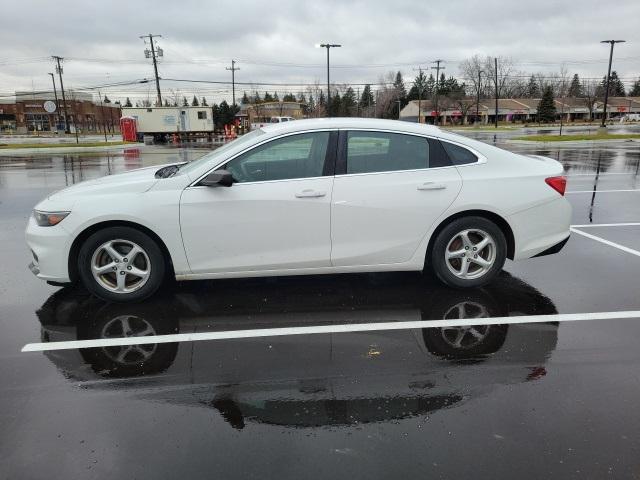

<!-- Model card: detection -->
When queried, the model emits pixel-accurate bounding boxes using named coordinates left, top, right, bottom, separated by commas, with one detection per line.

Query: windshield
left=177, top=129, right=265, bottom=176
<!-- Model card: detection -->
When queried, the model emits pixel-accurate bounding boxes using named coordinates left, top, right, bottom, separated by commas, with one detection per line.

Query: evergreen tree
left=273, top=92, right=279, bottom=102
left=629, top=78, right=640, bottom=96
left=526, top=75, right=540, bottom=98
left=182, top=96, right=188, bottom=107
left=201, top=97, right=208, bottom=106
left=425, top=74, right=436, bottom=99
left=567, top=74, right=582, bottom=97
left=253, top=91, right=262, bottom=103
left=241, top=92, right=250, bottom=104
left=537, top=86, right=557, bottom=122
left=211, top=103, right=219, bottom=122
left=329, top=91, right=341, bottom=117
left=124, top=97, right=133, bottom=107
left=318, top=90, right=326, bottom=108
left=393, top=71, right=407, bottom=107
left=597, top=71, right=626, bottom=97
left=191, top=95, right=199, bottom=106
left=163, top=99, right=170, bottom=106
left=263, top=92, right=274, bottom=102
left=341, top=87, right=357, bottom=116
left=359, top=84, right=374, bottom=108
left=407, top=70, right=428, bottom=102
left=297, top=92, right=307, bottom=103
left=216, top=100, right=236, bottom=127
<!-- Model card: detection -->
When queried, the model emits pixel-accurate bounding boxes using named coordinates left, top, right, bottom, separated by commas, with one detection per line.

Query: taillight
left=545, top=176, right=567, bottom=196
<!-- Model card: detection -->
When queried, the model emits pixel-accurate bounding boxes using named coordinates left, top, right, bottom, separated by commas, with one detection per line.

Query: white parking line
left=570, top=227, right=640, bottom=258
left=567, top=173, right=636, bottom=177
left=571, top=222, right=640, bottom=228
left=566, top=189, right=640, bottom=194
left=21, top=310, right=640, bottom=353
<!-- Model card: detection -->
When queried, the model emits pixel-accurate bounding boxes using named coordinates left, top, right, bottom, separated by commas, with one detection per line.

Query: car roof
left=260, top=117, right=443, bottom=136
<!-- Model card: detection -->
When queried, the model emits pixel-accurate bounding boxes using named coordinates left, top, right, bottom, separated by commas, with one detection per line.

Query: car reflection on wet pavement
left=36, top=273, right=558, bottom=429
left=3, top=139, right=640, bottom=479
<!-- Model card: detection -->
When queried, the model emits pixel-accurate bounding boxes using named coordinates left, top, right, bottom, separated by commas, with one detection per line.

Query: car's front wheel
left=429, top=216, right=507, bottom=288
left=77, top=226, right=166, bottom=302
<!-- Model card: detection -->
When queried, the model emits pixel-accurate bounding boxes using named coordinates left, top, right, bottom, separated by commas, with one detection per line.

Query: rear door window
left=346, top=131, right=429, bottom=174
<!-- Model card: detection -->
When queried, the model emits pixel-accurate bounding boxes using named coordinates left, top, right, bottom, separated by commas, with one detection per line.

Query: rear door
left=330, top=130, right=462, bottom=267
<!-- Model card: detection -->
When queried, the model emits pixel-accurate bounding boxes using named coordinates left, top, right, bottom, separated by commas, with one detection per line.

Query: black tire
left=77, top=226, right=166, bottom=303
left=429, top=216, right=507, bottom=288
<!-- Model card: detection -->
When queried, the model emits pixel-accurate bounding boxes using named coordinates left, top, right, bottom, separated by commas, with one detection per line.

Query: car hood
left=46, top=165, right=161, bottom=206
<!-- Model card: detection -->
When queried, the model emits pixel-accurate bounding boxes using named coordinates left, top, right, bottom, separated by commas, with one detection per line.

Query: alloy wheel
left=90, top=239, right=151, bottom=294
left=444, top=229, right=496, bottom=280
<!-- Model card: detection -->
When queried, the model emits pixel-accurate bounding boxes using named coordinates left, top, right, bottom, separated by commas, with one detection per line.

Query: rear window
left=346, top=131, right=429, bottom=174
left=441, top=141, right=478, bottom=165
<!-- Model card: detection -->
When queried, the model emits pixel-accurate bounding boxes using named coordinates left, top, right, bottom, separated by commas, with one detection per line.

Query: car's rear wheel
left=78, top=227, right=165, bottom=302
left=429, top=216, right=507, bottom=288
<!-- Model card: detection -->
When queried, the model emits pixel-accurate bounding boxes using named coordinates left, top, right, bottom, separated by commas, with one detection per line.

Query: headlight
left=34, top=210, right=70, bottom=227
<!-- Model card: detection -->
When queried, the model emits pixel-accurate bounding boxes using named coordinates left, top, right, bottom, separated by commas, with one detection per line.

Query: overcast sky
left=2, top=0, right=640, bottom=104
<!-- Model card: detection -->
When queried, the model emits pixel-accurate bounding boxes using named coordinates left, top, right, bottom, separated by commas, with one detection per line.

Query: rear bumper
left=508, top=197, right=572, bottom=260
left=532, top=235, right=570, bottom=257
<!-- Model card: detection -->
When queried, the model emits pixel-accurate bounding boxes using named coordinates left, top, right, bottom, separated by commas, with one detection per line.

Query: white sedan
left=26, top=118, right=571, bottom=302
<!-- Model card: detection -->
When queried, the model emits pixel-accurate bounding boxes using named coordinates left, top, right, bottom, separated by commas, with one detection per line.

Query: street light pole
left=600, top=40, right=625, bottom=129
left=318, top=43, right=341, bottom=117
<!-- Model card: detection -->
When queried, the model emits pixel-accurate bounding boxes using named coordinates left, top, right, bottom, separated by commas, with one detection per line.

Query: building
left=400, top=97, right=640, bottom=125
left=0, top=90, right=121, bottom=134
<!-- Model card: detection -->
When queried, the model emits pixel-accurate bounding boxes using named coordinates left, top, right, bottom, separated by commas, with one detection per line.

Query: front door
left=180, top=131, right=335, bottom=274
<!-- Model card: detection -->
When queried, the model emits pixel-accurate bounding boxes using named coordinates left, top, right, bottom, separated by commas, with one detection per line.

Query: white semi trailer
left=121, top=106, right=215, bottom=142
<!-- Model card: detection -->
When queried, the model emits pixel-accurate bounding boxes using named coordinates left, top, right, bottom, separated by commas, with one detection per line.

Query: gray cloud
left=2, top=0, right=639, bottom=103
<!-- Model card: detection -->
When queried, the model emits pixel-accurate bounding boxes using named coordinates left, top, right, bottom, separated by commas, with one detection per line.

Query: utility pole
left=476, top=70, right=484, bottom=126
left=140, top=34, right=163, bottom=106
left=318, top=43, right=341, bottom=117
left=226, top=60, right=240, bottom=107
left=431, top=60, right=444, bottom=125
left=52, top=56, right=70, bottom=133
left=494, top=57, right=499, bottom=129
left=600, top=40, right=626, bottom=130
left=48, top=72, right=60, bottom=132
left=97, top=90, right=108, bottom=142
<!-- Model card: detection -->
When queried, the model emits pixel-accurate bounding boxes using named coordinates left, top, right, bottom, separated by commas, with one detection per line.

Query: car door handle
left=295, top=189, right=326, bottom=198
left=417, top=182, right=446, bottom=191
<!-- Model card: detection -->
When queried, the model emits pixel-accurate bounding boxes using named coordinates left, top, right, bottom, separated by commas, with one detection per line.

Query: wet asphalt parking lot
left=2, top=132, right=640, bottom=479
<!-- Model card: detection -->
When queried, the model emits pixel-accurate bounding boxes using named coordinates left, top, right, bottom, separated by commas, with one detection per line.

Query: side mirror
left=199, top=169, right=234, bottom=187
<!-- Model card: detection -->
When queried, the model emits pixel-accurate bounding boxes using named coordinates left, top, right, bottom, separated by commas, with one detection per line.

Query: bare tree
left=581, top=79, right=599, bottom=122
left=555, top=64, right=569, bottom=134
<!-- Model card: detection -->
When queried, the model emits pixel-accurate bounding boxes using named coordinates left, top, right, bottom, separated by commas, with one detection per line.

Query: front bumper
left=25, top=215, right=72, bottom=283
